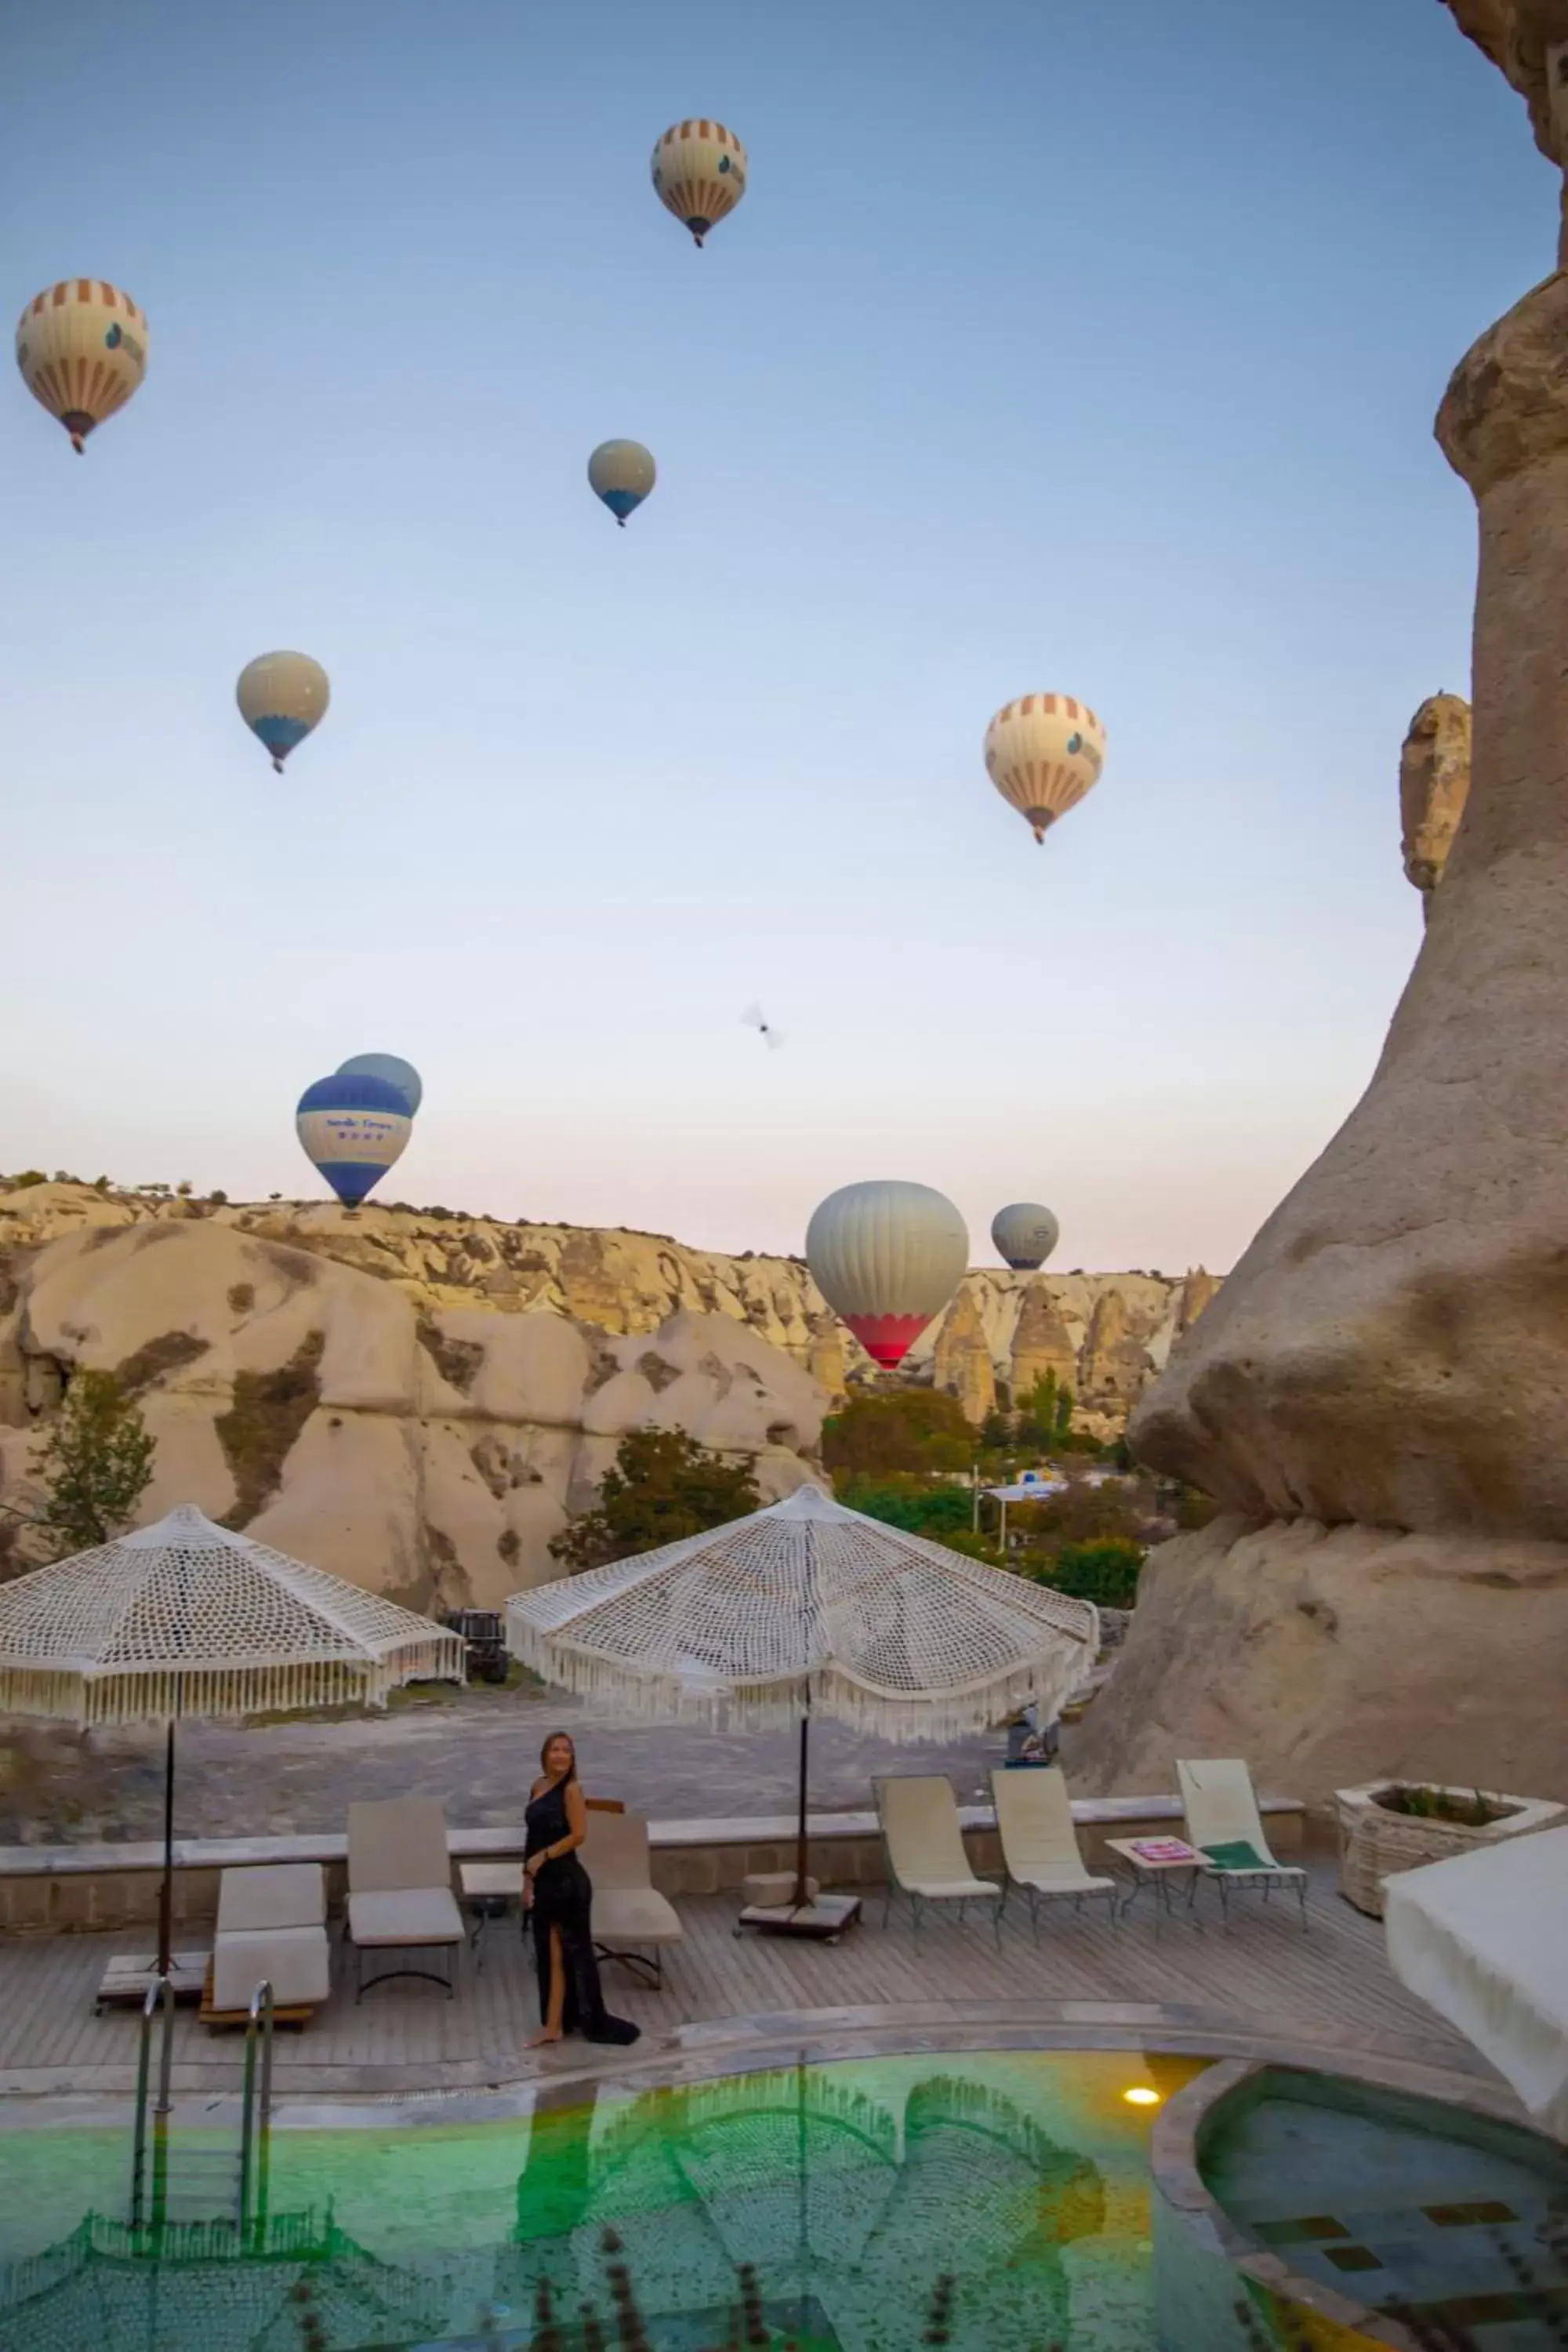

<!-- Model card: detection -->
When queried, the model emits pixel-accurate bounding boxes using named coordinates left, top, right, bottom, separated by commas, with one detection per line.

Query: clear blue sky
left=1, top=0, right=1551, bottom=1270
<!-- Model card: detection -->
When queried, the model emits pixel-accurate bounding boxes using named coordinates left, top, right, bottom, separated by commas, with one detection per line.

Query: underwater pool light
left=1122, top=2085, right=1162, bottom=2107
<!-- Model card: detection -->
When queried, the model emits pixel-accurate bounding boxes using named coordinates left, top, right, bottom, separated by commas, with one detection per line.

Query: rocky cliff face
left=1075, top=19, right=1568, bottom=1806
left=0, top=1180, right=1214, bottom=1607
left=0, top=1179, right=1218, bottom=1609
left=0, top=1210, right=826, bottom=1608
left=0, top=1183, right=1212, bottom=1437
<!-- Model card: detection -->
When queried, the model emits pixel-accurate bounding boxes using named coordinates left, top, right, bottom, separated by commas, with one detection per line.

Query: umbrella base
left=96, top=1950, right=209, bottom=2010
left=735, top=1893, right=862, bottom=1943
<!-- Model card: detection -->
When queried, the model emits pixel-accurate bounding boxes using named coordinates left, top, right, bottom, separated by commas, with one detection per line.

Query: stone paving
left=8, top=1684, right=1022, bottom=1845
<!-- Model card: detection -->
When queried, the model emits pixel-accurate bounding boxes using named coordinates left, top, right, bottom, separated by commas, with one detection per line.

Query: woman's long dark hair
left=539, top=1730, right=578, bottom=1784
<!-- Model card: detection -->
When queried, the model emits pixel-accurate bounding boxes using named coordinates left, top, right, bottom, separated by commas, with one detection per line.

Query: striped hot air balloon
left=650, top=118, right=748, bottom=248
left=338, top=1053, right=423, bottom=1116
left=992, top=1203, right=1060, bottom=1272
left=16, top=279, right=149, bottom=453
left=587, top=439, right=656, bottom=527
left=296, top=1073, right=410, bottom=1207
left=985, top=695, right=1105, bottom=845
left=805, top=1181, right=969, bottom=1370
left=238, top=652, right=330, bottom=775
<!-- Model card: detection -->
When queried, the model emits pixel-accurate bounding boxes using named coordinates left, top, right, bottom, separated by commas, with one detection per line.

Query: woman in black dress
left=524, top=1731, right=640, bottom=2048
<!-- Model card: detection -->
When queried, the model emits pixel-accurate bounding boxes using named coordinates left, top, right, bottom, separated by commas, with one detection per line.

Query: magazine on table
left=1127, top=1836, right=1199, bottom=1863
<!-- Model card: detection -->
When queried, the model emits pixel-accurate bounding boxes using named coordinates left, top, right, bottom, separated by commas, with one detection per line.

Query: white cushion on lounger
left=898, top=1875, right=999, bottom=1901
left=594, top=1887, right=683, bottom=1946
left=213, top=1924, right=332, bottom=2013
left=218, top=1862, right=325, bottom=1933
left=347, top=1888, right=463, bottom=1948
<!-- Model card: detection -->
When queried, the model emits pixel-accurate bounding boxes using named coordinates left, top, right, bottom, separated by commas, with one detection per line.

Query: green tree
left=1054, top=1385, right=1075, bottom=1439
left=934, top=1526, right=1005, bottom=1567
left=978, top=1408, right=1013, bottom=1451
left=1029, top=1537, right=1144, bottom=1610
left=38, top=1370, right=156, bottom=1557
left=548, top=1428, right=761, bottom=1572
left=840, top=1475, right=975, bottom=1539
left=821, top=1389, right=974, bottom=1477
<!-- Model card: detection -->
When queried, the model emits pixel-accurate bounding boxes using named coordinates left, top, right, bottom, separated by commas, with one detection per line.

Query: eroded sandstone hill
left=0, top=1180, right=1217, bottom=1605
left=0, top=1183, right=1214, bottom=1428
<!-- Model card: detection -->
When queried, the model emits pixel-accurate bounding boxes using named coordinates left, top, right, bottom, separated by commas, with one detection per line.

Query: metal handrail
left=237, top=1980, right=274, bottom=2242
left=130, top=1976, right=176, bottom=2231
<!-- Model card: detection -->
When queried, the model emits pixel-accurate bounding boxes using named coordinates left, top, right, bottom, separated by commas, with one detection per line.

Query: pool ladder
left=129, top=1976, right=274, bottom=2244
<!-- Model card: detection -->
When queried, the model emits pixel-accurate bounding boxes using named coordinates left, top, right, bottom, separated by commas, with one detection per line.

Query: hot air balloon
left=296, top=1073, right=410, bottom=1207
left=984, top=694, right=1105, bottom=844
left=650, top=119, right=748, bottom=248
left=588, top=439, right=656, bottom=527
left=337, top=1053, right=423, bottom=1117
left=16, top=279, right=148, bottom=453
left=238, top=652, right=330, bottom=775
left=805, top=1181, right=969, bottom=1370
left=992, top=1202, right=1061, bottom=1272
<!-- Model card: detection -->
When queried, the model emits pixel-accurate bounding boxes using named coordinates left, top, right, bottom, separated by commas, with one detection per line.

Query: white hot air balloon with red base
left=806, top=1181, right=970, bottom=1370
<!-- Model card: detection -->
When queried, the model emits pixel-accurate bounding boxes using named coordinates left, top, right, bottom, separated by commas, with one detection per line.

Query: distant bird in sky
left=742, top=1003, right=784, bottom=1051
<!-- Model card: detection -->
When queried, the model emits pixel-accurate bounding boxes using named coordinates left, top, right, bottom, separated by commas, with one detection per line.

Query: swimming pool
left=0, top=2050, right=1202, bottom=2350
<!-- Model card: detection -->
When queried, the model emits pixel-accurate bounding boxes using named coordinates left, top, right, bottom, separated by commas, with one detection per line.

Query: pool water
left=0, top=2051, right=1200, bottom=2351
left=1203, top=2074, right=1568, bottom=2349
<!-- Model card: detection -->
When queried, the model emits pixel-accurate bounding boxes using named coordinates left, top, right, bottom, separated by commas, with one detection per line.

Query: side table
left=459, top=1860, right=523, bottom=1970
left=1103, top=1838, right=1203, bottom=1938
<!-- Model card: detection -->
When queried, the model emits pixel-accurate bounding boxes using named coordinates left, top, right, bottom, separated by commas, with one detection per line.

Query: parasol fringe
left=0, top=1632, right=465, bottom=1728
left=504, top=1619, right=1091, bottom=1745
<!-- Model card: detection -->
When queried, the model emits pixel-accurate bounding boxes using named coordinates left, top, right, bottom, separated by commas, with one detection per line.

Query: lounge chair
left=989, top=1767, right=1118, bottom=1940
left=874, top=1774, right=1004, bottom=1946
left=583, top=1808, right=684, bottom=1987
left=209, top=1862, right=331, bottom=2022
left=1178, top=1759, right=1308, bottom=1930
left=346, top=1798, right=466, bottom=1999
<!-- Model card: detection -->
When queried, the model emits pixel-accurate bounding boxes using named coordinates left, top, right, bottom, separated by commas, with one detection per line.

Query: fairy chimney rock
left=1400, top=693, right=1472, bottom=904
left=1009, top=1281, right=1079, bottom=1399
left=931, top=1285, right=996, bottom=1425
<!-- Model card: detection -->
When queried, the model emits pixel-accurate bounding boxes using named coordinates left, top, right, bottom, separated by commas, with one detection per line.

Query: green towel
left=1200, top=1839, right=1271, bottom=1872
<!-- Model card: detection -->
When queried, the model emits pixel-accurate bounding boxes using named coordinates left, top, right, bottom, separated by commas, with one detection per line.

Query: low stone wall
left=0, top=1794, right=1304, bottom=1936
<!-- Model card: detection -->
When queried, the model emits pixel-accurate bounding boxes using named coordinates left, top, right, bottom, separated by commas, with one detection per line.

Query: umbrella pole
left=157, top=1719, right=175, bottom=1980
left=793, top=1710, right=810, bottom=1910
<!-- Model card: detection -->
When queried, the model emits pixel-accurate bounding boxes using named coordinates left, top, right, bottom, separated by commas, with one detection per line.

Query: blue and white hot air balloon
left=238, top=652, right=330, bottom=775
left=296, top=1073, right=410, bottom=1207
left=336, top=1053, right=423, bottom=1117
left=587, top=439, right=656, bottom=527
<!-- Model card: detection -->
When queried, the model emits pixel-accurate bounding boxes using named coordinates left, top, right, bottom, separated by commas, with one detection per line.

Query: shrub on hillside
left=821, top=1389, right=974, bottom=1477
left=839, top=1476, right=975, bottom=1540
left=550, top=1428, right=761, bottom=1572
left=1029, top=1537, right=1145, bottom=1610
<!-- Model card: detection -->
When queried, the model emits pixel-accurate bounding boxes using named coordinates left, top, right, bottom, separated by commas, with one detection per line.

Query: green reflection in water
left=0, top=2051, right=1184, bottom=2350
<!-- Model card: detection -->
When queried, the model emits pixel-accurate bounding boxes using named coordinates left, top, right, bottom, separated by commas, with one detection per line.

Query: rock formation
left=1075, top=5, right=1568, bottom=1806
left=0, top=1183, right=1215, bottom=1439
left=1010, top=1281, right=1080, bottom=1403
left=0, top=1219, right=824, bottom=1608
left=931, top=1286, right=996, bottom=1425
left=1400, top=692, right=1472, bottom=908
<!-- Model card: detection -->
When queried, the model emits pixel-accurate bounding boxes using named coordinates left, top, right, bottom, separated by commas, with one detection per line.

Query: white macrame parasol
left=507, top=1483, right=1098, bottom=1907
left=0, top=1503, right=465, bottom=1976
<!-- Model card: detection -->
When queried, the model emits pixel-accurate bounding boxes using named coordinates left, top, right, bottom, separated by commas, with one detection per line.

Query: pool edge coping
left=0, top=2002, right=1515, bottom=2140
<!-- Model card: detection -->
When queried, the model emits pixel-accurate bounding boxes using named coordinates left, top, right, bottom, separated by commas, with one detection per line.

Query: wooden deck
left=0, top=1859, right=1492, bottom=2110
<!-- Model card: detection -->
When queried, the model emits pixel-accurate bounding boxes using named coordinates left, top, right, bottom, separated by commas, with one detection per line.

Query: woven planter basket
left=1335, top=1782, right=1565, bottom=1918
